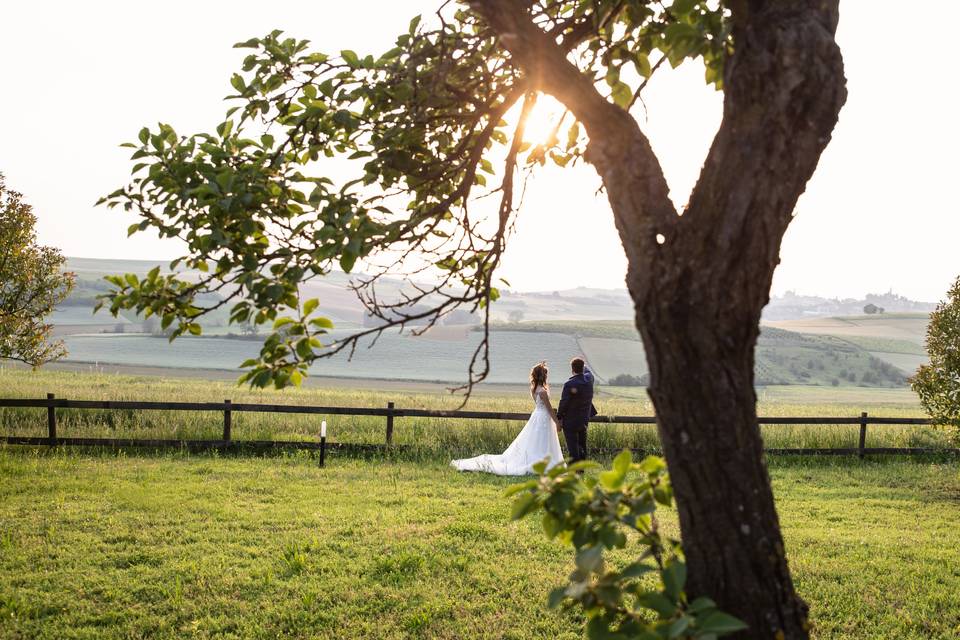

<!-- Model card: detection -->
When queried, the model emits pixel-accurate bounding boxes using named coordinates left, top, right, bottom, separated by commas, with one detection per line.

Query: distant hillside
left=62, top=257, right=935, bottom=326
left=52, top=258, right=927, bottom=389
left=762, top=290, right=935, bottom=320
left=484, top=321, right=919, bottom=387
left=59, top=257, right=638, bottom=328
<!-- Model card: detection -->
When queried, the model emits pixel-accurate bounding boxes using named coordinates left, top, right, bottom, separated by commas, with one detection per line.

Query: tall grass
left=0, top=367, right=948, bottom=457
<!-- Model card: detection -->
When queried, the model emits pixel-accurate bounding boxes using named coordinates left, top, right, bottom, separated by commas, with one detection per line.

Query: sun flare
left=513, top=94, right=569, bottom=147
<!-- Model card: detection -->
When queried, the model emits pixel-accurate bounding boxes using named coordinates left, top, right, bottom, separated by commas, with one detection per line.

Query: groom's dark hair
left=570, top=357, right=585, bottom=374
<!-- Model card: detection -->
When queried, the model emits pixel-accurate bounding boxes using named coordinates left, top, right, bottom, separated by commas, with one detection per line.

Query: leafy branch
left=508, top=451, right=747, bottom=639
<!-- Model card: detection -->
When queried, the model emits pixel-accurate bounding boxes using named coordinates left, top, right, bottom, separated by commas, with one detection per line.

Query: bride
left=451, top=362, right=564, bottom=476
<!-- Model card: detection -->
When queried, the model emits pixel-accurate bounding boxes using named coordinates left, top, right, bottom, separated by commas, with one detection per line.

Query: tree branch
left=469, top=0, right=678, bottom=296
left=677, top=0, right=846, bottom=310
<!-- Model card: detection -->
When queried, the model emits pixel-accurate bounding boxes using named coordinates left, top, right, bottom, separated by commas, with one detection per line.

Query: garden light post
left=319, top=420, right=327, bottom=467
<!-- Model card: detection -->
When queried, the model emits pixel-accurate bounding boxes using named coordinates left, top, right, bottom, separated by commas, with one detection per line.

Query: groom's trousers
left=562, top=425, right=588, bottom=463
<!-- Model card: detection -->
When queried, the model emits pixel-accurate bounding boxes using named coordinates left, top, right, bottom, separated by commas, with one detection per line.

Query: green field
left=0, top=450, right=958, bottom=639
left=0, top=369, right=949, bottom=454
left=487, top=320, right=926, bottom=385
left=0, top=370, right=957, bottom=638
left=57, top=329, right=582, bottom=385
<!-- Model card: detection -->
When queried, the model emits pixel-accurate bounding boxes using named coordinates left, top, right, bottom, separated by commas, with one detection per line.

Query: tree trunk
left=472, top=1, right=845, bottom=637
left=639, top=291, right=809, bottom=637
left=600, top=3, right=846, bottom=638
left=622, top=4, right=845, bottom=637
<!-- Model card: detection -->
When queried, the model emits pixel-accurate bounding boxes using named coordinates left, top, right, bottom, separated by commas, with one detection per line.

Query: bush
left=508, top=452, right=746, bottom=639
left=608, top=373, right=645, bottom=387
left=912, top=276, right=960, bottom=442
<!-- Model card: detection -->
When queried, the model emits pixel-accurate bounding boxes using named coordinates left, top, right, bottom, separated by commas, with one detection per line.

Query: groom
left=556, top=357, right=597, bottom=464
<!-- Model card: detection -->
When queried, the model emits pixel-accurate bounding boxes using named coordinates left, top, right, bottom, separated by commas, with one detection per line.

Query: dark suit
left=556, top=367, right=597, bottom=463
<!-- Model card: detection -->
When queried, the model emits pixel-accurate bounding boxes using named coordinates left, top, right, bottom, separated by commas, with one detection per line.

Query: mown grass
left=0, top=449, right=958, bottom=639
left=0, top=368, right=950, bottom=455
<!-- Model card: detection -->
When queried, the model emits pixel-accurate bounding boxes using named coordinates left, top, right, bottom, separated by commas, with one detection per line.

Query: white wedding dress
left=451, top=387, right=565, bottom=476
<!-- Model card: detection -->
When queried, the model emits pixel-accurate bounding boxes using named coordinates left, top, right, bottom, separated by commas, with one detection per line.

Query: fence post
left=223, top=399, right=232, bottom=444
left=385, top=401, right=395, bottom=446
left=858, top=411, right=868, bottom=459
left=47, top=393, right=57, bottom=445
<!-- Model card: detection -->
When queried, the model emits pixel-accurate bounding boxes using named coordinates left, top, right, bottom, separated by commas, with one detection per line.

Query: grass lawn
left=1, top=450, right=958, bottom=639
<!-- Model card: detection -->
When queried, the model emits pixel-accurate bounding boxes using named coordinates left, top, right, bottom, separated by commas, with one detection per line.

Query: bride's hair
left=530, top=362, right=548, bottom=394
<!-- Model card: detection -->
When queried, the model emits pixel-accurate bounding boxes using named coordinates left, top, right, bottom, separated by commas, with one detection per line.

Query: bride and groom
left=451, top=358, right=597, bottom=476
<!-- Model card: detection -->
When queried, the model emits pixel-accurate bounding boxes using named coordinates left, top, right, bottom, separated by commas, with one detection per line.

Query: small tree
left=0, top=174, right=75, bottom=366
left=912, top=276, right=960, bottom=436
left=609, top=373, right=644, bottom=386
left=507, top=309, right=525, bottom=323
left=509, top=452, right=747, bottom=638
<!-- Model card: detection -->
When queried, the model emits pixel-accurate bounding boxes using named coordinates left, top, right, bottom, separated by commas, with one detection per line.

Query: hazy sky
left=2, top=1, right=957, bottom=301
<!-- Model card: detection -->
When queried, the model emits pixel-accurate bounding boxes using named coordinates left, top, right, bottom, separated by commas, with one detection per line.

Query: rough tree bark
left=472, top=1, right=846, bottom=638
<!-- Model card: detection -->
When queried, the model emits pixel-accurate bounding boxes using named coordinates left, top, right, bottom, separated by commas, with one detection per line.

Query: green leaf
left=503, top=480, right=536, bottom=497
left=667, top=615, right=691, bottom=638
left=339, top=253, right=357, bottom=273
left=309, top=316, right=334, bottom=329
left=295, top=338, right=314, bottom=359
left=303, top=298, right=319, bottom=316
left=586, top=616, right=629, bottom=640
left=671, top=0, right=699, bottom=15
left=687, top=596, right=717, bottom=613
left=611, top=81, right=633, bottom=109
left=340, top=49, right=359, bottom=67
left=636, top=592, right=677, bottom=618
left=546, top=587, right=567, bottom=609
left=599, top=465, right=627, bottom=491
left=510, top=492, right=538, bottom=520
left=633, top=53, right=652, bottom=79
left=696, top=611, right=749, bottom=635
left=567, top=460, right=601, bottom=473
left=638, top=455, right=666, bottom=475
left=662, top=559, right=686, bottom=600
left=575, top=545, right=603, bottom=573
left=273, top=317, right=295, bottom=329
left=612, top=449, right=632, bottom=473
left=620, top=561, right=656, bottom=579
left=542, top=512, right=561, bottom=538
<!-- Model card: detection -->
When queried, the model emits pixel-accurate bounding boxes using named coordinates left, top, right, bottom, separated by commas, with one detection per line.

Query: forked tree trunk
left=619, top=4, right=846, bottom=637
left=474, top=1, right=845, bottom=637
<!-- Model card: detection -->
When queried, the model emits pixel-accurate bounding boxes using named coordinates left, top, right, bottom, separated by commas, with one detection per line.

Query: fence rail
left=0, top=394, right=955, bottom=459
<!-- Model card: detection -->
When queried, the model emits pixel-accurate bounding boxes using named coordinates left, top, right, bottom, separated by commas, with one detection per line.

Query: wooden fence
left=0, top=394, right=956, bottom=458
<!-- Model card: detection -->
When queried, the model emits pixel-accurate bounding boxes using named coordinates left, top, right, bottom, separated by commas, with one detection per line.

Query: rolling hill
left=50, top=258, right=930, bottom=388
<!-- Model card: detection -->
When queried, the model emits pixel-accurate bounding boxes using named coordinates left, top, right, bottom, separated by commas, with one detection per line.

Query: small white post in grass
left=319, top=420, right=327, bottom=467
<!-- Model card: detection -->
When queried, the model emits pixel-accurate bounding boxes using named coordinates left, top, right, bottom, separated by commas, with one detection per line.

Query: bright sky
left=2, top=1, right=957, bottom=301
